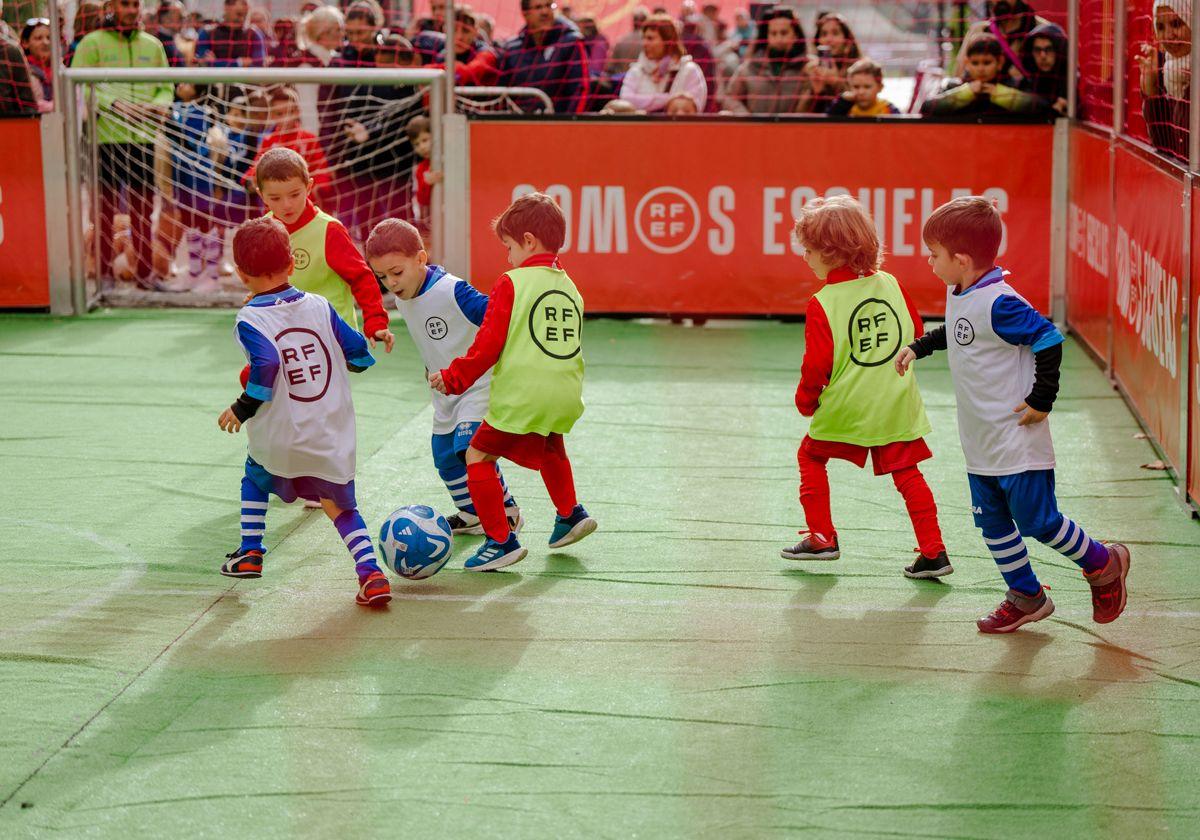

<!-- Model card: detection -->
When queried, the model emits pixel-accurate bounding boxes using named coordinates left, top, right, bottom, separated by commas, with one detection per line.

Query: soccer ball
left=378, top=505, right=453, bottom=580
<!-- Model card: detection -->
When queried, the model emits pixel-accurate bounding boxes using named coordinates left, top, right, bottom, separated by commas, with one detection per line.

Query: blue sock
left=334, top=509, right=381, bottom=579
left=982, top=526, right=1042, bottom=596
left=439, top=463, right=476, bottom=514
left=239, top=475, right=269, bottom=553
left=497, top=466, right=516, bottom=511
left=1034, top=516, right=1109, bottom=574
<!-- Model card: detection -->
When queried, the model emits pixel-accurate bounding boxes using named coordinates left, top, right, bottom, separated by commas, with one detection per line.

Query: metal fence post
left=1067, top=0, right=1079, bottom=119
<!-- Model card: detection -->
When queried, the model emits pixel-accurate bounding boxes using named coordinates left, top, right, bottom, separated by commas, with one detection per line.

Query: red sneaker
left=780, top=530, right=840, bottom=561
left=1085, top=543, right=1131, bottom=624
left=221, top=549, right=263, bottom=578
left=356, top=571, right=392, bottom=607
left=977, top=587, right=1054, bottom=634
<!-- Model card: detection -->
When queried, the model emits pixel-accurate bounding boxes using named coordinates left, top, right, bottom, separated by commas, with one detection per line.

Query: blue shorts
left=245, top=457, right=358, bottom=509
left=967, top=470, right=1061, bottom=537
left=431, top=421, right=482, bottom=470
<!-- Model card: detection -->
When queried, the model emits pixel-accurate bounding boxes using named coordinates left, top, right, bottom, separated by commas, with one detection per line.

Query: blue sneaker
left=464, top=533, right=528, bottom=572
left=548, top=505, right=598, bottom=549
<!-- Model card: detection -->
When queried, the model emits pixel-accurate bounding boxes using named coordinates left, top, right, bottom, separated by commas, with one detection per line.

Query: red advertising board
left=469, top=121, right=1054, bottom=316
left=0, top=118, right=49, bottom=308
left=1110, top=143, right=1185, bottom=469
left=1191, top=186, right=1200, bottom=505
left=1066, top=125, right=1113, bottom=361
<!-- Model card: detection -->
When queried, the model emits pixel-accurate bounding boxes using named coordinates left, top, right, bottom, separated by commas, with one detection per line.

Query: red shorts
left=800, top=435, right=932, bottom=476
left=470, top=421, right=567, bottom=470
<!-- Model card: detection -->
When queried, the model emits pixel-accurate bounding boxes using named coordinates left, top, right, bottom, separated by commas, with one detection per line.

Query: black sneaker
left=903, top=551, right=954, bottom=579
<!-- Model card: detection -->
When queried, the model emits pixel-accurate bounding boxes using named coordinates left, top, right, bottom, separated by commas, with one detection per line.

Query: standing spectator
left=604, top=6, right=647, bottom=77
left=732, top=9, right=754, bottom=53
left=248, top=6, right=271, bottom=41
left=342, top=0, right=383, bottom=65
left=154, top=0, right=187, bottom=67
left=921, top=33, right=1046, bottom=116
left=1137, top=0, right=1192, bottom=162
left=721, top=6, right=808, bottom=114
left=678, top=9, right=716, bottom=109
left=195, top=0, right=267, bottom=67
left=297, top=5, right=343, bottom=139
left=71, top=0, right=173, bottom=288
left=799, top=11, right=861, bottom=113
left=0, top=5, right=36, bottom=116
left=164, top=82, right=223, bottom=289
left=249, top=86, right=332, bottom=203
left=409, top=0, right=447, bottom=35
left=426, top=8, right=501, bottom=86
left=496, top=0, right=590, bottom=114
left=827, top=58, right=900, bottom=116
left=620, top=13, right=706, bottom=113
left=576, top=15, right=609, bottom=74
left=20, top=19, right=53, bottom=111
left=66, top=1, right=105, bottom=64
left=1017, top=21, right=1068, bottom=114
left=699, top=3, right=726, bottom=45
left=269, top=17, right=303, bottom=66
left=957, top=0, right=1051, bottom=86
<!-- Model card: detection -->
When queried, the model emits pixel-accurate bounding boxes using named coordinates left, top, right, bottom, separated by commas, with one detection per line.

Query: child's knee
left=464, top=446, right=497, bottom=465
left=1024, top=513, right=1066, bottom=545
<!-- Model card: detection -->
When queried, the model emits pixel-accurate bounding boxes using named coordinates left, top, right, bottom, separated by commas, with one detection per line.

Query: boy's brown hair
left=847, top=58, right=883, bottom=84
left=793, top=195, right=881, bottom=276
left=365, top=218, right=424, bottom=260
left=405, top=114, right=431, bottom=142
left=922, top=196, right=1002, bottom=268
left=233, top=216, right=293, bottom=277
left=964, top=33, right=1003, bottom=60
left=254, top=146, right=309, bottom=188
left=493, top=192, right=566, bottom=253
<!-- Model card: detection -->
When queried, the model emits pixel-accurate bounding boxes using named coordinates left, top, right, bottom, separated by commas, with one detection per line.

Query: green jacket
left=69, top=28, right=173, bottom=145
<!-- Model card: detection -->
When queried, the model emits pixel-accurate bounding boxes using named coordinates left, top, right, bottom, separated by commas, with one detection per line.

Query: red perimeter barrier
left=468, top=121, right=1053, bottom=316
left=1111, top=142, right=1186, bottom=470
left=1066, top=125, right=1112, bottom=360
left=1191, top=187, right=1200, bottom=505
left=0, top=118, right=49, bottom=308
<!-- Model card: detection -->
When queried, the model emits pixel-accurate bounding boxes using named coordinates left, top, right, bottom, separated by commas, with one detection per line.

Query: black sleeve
left=230, top=392, right=264, bottom=423
left=826, top=95, right=853, bottom=116
left=908, top=325, right=947, bottom=359
left=347, top=362, right=368, bottom=373
left=1025, top=343, right=1063, bottom=413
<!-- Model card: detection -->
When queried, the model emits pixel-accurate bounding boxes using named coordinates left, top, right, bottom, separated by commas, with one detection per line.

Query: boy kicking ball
left=429, top=193, right=597, bottom=571
left=896, top=196, right=1130, bottom=633
left=218, top=216, right=391, bottom=607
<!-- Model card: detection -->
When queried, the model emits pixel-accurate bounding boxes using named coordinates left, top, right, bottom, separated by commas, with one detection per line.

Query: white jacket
left=619, top=53, right=708, bottom=112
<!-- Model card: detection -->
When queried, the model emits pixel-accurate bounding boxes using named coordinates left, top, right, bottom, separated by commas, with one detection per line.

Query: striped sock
left=439, top=464, right=476, bottom=514
left=982, top=527, right=1042, bottom=596
left=239, top=476, right=268, bottom=553
left=334, top=509, right=382, bottom=580
left=497, top=466, right=516, bottom=511
left=1036, top=516, right=1109, bottom=573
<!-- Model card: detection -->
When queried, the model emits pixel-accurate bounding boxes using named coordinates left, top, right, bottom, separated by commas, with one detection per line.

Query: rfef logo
left=847, top=298, right=902, bottom=367
left=634, top=187, right=700, bottom=254
left=293, top=248, right=311, bottom=271
left=528, top=290, right=582, bottom=359
left=275, top=327, right=332, bottom=402
left=954, top=317, right=975, bottom=346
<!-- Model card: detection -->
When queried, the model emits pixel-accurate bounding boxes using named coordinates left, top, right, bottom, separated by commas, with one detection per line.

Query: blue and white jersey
left=235, top=287, right=374, bottom=484
left=395, top=265, right=491, bottom=434
left=945, top=268, right=1065, bottom=476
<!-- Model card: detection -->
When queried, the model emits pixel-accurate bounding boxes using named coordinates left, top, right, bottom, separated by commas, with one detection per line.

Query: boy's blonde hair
left=922, top=196, right=1002, bottom=268
left=793, top=195, right=881, bottom=276
left=493, top=192, right=566, bottom=253
left=847, top=58, right=883, bottom=84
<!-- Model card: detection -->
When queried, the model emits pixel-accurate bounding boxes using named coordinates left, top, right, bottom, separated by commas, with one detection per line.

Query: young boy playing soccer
left=896, top=196, right=1131, bottom=633
left=429, top=192, right=597, bottom=571
left=218, top=216, right=392, bottom=607
left=785, top=195, right=950, bottom=579
left=364, top=218, right=523, bottom=539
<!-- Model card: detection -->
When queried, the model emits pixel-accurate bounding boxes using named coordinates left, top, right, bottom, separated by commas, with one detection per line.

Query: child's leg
left=797, top=442, right=835, bottom=538
left=323, top=502, right=384, bottom=580
left=891, top=465, right=945, bottom=558
left=202, top=223, right=222, bottom=276
left=239, top=471, right=269, bottom=553
left=1008, top=471, right=1109, bottom=574
left=434, top=431, right=517, bottom=515
left=970, top=474, right=1042, bottom=595
left=540, top=436, right=578, bottom=518
left=464, top=448, right=512, bottom=543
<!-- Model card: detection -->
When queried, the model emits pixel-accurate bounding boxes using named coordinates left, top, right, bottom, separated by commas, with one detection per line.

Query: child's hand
left=218, top=408, right=242, bottom=433
left=428, top=371, right=448, bottom=394
left=371, top=328, right=395, bottom=353
left=1013, top=402, right=1049, bottom=426
left=424, top=169, right=444, bottom=186
left=1137, top=44, right=1159, bottom=96
left=968, top=79, right=984, bottom=95
left=894, top=347, right=916, bottom=376
left=345, top=120, right=369, bottom=143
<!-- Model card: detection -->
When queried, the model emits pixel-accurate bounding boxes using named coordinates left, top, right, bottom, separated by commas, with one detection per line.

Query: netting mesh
left=76, top=79, right=427, bottom=294
left=1119, top=0, right=1191, bottom=162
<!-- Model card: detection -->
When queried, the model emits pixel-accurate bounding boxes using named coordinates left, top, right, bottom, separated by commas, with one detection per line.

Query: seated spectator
left=620, top=13, right=706, bottom=113
left=20, top=18, right=53, bottom=111
left=600, top=98, right=642, bottom=114
left=798, top=11, right=861, bottom=113
left=155, top=0, right=187, bottom=67
left=667, top=94, right=698, bottom=114
left=497, top=0, right=590, bottom=114
left=921, top=34, right=1047, bottom=116
left=249, top=86, right=332, bottom=203
left=1136, top=0, right=1191, bottom=162
left=1017, top=22, right=1068, bottom=114
left=195, top=0, right=267, bottom=67
left=957, top=0, right=1051, bottom=87
left=721, top=6, right=808, bottom=115
left=827, top=58, right=899, bottom=116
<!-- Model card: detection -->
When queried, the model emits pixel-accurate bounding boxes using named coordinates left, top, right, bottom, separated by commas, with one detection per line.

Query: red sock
left=466, top=461, right=510, bottom=542
left=540, top=449, right=578, bottom=517
left=797, top=446, right=835, bottom=538
left=892, top=465, right=945, bottom=557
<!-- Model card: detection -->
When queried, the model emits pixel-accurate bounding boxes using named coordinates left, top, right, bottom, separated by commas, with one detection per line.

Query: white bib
left=395, top=273, right=492, bottom=434
left=236, top=292, right=357, bottom=483
left=945, top=280, right=1055, bottom=476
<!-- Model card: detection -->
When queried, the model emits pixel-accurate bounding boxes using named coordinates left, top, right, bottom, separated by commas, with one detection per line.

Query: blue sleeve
left=249, top=29, right=266, bottom=66
left=328, top=303, right=376, bottom=369
left=236, top=320, right=280, bottom=401
left=453, top=279, right=489, bottom=327
left=991, top=295, right=1065, bottom=352
left=194, top=30, right=212, bottom=59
